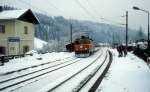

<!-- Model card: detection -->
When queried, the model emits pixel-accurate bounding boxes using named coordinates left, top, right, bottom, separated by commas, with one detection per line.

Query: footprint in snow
left=130, top=57, right=135, bottom=60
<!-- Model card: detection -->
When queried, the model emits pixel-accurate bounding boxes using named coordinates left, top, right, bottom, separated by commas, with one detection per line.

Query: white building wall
left=0, top=20, right=35, bottom=55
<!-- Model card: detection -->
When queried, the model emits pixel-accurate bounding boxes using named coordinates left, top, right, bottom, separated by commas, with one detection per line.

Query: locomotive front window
left=75, top=41, right=80, bottom=44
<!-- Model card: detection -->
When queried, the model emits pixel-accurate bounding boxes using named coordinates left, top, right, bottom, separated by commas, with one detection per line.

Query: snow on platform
left=0, top=52, right=74, bottom=74
left=98, top=49, right=150, bottom=92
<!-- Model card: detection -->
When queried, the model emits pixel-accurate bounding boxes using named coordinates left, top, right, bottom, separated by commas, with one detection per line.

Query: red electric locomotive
left=74, top=36, right=95, bottom=57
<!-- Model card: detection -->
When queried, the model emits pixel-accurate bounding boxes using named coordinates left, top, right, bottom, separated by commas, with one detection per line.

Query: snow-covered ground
left=34, top=38, right=47, bottom=49
left=98, top=49, right=150, bottom=92
left=0, top=47, right=150, bottom=92
left=0, top=48, right=105, bottom=92
left=0, top=52, right=74, bottom=74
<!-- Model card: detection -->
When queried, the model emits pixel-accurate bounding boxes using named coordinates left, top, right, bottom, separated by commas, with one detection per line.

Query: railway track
left=46, top=49, right=108, bottom=92
left=88, top=51, right=112, bottom=92
left=72, top=51, right=109, bottom=92
left=0, top=56, right=72, bottom=76
left=76, top=50, right=112, bottom=92
left=0, top=48, right=105, bottom=92
left=36, top=49, right=106, bottom=92
left=45, top=50, right=112, bottom=92
left=0, top=56, right=76, bottom=83
left=11, top=49, right=103, bottom=92
left=0, top=56, right=82, bottom=91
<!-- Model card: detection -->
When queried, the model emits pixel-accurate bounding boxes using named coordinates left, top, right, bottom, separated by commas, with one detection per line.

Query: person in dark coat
left=119, top=44, right=123, bottom=57
left=117, top=45, right=122, bottom=57
left=122, top=46, right=127, bottom=57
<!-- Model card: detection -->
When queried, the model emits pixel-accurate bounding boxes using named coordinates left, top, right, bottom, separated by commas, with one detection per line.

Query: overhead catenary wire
left=85, top=0, right=124, bottom=26
left=18, top=0, right=50, bottom=15
left=46, top=0, right=67, bottom=17
left=84, top=0, right=102, bottom=19
left=6, top=0, right=124, bottom=26
left=74, top=0, right=99, bottom=22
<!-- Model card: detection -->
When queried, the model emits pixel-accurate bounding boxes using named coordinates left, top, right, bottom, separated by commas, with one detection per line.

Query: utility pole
left=148, top=12, right=149, bottom=50
left=126, top=11, right=128, bottom=48
left=57, top=30, right=59, bottom=52
left=112, top=32, right=115, bottom=48
left=70, top=24, right=73, bottom=52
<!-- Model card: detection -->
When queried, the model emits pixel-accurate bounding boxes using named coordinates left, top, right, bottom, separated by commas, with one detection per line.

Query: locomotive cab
left=74, top=36, right=95, bottom=57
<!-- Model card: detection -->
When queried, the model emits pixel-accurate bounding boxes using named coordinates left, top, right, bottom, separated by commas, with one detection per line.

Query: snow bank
left=98, top=49, right=150, bottom=92
left=34, top=38, right=47, bottom=49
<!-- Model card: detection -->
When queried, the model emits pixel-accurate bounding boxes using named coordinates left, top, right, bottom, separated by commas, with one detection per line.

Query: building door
left=0, top=46, right=5, bottom=55
left=23, top=45, right=29, bottom=54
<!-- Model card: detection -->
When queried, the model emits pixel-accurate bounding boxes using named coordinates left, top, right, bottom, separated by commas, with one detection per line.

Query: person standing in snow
left=119, top=44, right=124, bottom=57
left=123, top=46, right=127, bottom=57
left=117, top=45, right=122, bottom=57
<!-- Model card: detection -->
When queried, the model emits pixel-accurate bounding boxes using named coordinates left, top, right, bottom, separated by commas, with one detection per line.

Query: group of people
left=117, top=44, right=127, bottom=57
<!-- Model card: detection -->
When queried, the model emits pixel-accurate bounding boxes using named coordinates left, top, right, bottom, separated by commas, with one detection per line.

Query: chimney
left=0, top=6, right=3, bottom=12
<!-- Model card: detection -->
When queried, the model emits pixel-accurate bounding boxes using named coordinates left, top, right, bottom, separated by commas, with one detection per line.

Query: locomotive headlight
left=80, top=45, right=83, bottom=48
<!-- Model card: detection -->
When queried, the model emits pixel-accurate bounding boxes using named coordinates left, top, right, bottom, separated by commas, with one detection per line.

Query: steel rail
left=0, top=56, right=72, bottom=76
left=88, top=50, right=113, bottom=92
left=72, top=51, right=108, bottom=92
left=47, top=50, right=104, bottom=92
left=0, top=58, right=82, bottom=91
left=0, top=57, right=77, bottom=84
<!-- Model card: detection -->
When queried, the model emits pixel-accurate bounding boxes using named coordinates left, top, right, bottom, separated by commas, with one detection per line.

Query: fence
left=0, top=54, right=33, bottom=65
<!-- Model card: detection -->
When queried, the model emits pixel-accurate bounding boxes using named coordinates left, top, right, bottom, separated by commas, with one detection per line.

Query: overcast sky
left=0, top=0, right=150, bottom=32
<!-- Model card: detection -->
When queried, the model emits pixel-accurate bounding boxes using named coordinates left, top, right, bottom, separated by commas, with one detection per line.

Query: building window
left=0, top=25, right=5, bottom=33
left=0, top=46, right=6, bottom=55
left=24, top=26, right=28, bottom=34
left=10, top=47, right=15, bottom=51
left=23, top=45, right=29, bottom=53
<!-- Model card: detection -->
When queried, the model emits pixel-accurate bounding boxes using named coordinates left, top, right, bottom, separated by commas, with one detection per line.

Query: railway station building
left=0, top=8, right=39, bottom=55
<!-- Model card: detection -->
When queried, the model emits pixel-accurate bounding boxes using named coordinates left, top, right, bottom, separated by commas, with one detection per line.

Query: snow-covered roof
left=0, top=9, right=27, bottom=19
left=0, top=9, right=39, bottom=24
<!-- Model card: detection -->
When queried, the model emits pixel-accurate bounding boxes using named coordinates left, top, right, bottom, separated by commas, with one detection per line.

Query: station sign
left=8, top=37, right=20, bottom=42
